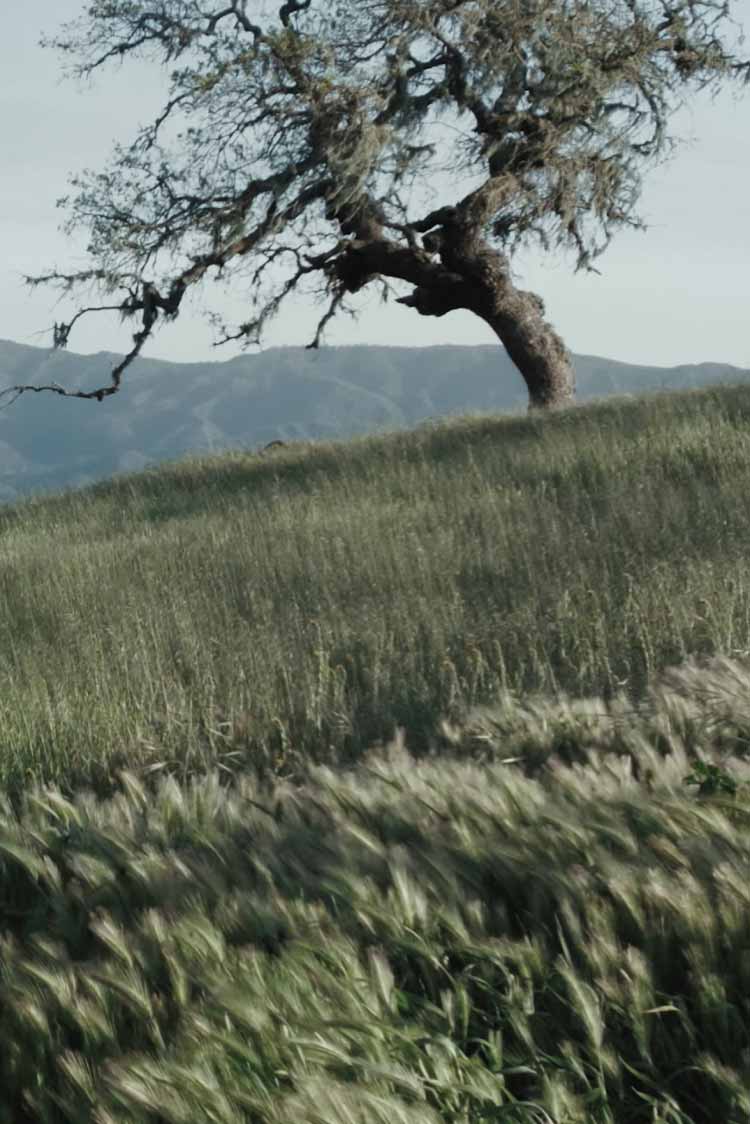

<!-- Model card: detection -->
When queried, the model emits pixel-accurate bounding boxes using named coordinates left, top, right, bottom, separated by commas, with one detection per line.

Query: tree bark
left=409, top=221, right=576, bottom=411
left=482, top=283, right=575, bottom=411
left=399, top=270, right=574, bottom=410
left=333, top=213, right=575, bottom=412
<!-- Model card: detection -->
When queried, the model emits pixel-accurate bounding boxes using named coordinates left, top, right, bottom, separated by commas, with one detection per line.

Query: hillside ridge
left=1, top=336, right=748, bottom=503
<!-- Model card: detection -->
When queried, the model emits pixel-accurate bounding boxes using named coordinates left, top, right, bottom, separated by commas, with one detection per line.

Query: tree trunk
left=482, top=282, right=575, bottom=411
left=332, top=212, right=576, bottom=411
left=432, top=220, right=576, bottom=411
left=400, top=264, right=575, bottom=410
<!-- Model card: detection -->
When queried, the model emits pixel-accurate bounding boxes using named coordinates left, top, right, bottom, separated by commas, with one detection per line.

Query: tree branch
left=279, top=1, right=312, bottom=28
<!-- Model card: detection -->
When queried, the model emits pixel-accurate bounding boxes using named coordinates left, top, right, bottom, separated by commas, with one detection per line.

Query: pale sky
left=2, top=1, right=749, bottom=370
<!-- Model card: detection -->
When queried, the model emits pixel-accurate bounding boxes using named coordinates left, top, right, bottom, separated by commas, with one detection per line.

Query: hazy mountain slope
left=0, top=337, right=747, bottom=502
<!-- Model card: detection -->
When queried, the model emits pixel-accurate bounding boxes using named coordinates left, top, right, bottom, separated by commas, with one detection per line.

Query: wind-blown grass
left=3, top=382, right=750, bottom=1120
left=3, top=692, right=750, bottom=1124
left=2, top=383, right=750, bottom=794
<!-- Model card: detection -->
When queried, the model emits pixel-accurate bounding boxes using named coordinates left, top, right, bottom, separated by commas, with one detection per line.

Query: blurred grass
left=2, top=383, right=750, bottom=794
left=4, top=382, right=750, bottom=1121
left=4, top=710, right=750, bottom=1124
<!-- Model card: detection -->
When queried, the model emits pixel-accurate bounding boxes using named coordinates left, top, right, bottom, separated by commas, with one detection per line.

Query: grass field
left=3, top=383, right=750, bottom=1120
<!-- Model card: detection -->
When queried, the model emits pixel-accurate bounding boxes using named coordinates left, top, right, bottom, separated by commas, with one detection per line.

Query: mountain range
left=0, top=337, right=747, bottom=503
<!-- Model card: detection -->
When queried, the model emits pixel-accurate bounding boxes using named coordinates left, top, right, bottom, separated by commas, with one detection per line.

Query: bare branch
left=306, top=289, right=348, bottom=350
left=279, top=1, right=313, bottom=29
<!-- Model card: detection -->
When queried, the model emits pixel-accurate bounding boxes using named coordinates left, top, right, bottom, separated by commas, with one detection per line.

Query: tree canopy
left=9, top=0, right=749, bottom=410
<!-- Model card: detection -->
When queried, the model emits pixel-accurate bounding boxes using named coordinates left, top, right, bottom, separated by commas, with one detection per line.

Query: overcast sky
left=2, top=1, right=749, bottom=370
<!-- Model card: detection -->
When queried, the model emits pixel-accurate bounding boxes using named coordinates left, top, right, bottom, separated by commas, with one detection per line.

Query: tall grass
left=2, top=384, right=750, bottom=794
left=4, top=382, right=750, bottom=1121
left=3, top=704, right=750, bottom=1124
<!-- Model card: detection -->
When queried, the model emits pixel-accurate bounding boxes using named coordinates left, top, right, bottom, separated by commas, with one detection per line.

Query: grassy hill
left=3, top=384, right=750, bottom=1121
left=1, top=336, right=749, bottom=504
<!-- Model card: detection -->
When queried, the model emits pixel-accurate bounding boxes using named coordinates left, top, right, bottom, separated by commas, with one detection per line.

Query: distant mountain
left=0, top=338, right=747, bottom=503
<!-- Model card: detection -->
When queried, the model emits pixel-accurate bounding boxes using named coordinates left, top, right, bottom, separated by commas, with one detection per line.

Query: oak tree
left=11, top=0, right=749, bottom=411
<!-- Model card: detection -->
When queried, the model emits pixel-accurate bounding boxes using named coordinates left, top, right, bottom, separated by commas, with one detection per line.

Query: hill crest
left=0, top=337, right=747, bottom=503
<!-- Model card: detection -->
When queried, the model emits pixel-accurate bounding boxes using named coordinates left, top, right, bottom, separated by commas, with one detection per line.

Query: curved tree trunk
left=331, top=203, right=576, bottom=412
left=398, top=267, right=575, bottom=409
left=399, top=272, right=575, bottom=410
left=481, top=281, right=575, bottom=410
left=434, top=219, right=575, bottom=411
